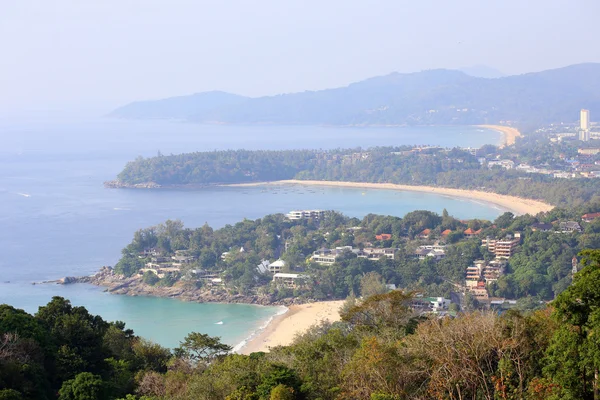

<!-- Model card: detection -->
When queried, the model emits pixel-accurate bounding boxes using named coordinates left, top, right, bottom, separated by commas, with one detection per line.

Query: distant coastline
left=225, top=180, right=553, bottom=216
left=477, top=124, right=521, bottom=147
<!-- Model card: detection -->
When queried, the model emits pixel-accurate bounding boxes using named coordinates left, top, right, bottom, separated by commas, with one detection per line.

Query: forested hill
left=109, top=91, right=249, bottom=120
left=111, top=143, right=600, bottom=208
left=109, top=63, right=600, bottom=125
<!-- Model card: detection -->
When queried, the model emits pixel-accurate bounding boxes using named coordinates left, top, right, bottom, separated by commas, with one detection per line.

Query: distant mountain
left=109, top=91, right=249, bottom=120
left=459, top=65, right=505, bottom=79
left=110, top=64, right=600, bottom=126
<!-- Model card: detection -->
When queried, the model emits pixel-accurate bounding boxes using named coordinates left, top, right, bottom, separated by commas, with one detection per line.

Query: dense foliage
left=5, top=250, right=599, bottom=399
left=114, top=202, right=600, bottom=303
left=115, top=138, right=600, bottom=208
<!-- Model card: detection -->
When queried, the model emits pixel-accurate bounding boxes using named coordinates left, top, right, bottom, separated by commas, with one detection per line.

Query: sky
left=1, top=0, right=599, bottom=116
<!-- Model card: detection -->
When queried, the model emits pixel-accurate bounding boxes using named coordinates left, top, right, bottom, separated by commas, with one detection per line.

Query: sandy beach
left=477, top=124, right=521, bottom=147
left=228, top=180, right=553, bottom=215
left=240, top=300, right=344, bottom=354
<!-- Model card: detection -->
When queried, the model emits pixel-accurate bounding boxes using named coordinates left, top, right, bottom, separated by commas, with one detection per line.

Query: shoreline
left=476, top=124, right=521, bottom=147
left=239, top=300, right=344, bottom=354
left=226, top=180, right=553, bottom=216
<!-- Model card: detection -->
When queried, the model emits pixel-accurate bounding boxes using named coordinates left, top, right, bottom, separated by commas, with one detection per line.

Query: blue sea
left=0, top=117, right=503, bottom=349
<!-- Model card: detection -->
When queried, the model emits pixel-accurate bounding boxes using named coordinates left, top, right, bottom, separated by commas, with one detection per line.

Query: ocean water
left=0, top=116, right=503, bottom=348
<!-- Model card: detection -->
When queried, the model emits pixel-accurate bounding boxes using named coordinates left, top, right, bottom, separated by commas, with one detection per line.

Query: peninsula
left=107, top=130, right=599, bottom=209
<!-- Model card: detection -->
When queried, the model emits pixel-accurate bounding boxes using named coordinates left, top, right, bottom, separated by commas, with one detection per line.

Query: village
left=112, top=205, right=600, bottom=315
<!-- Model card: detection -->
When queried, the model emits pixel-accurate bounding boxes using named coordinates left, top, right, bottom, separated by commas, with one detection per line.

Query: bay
left=0, top=116, right=503, bottom=348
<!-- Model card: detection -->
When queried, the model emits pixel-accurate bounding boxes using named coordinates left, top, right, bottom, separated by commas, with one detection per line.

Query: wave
left=215, top=321, right=224, bottom=325
left=16, top=193, right=31, bottom=198
left=231, top=306, right=288, bottom=353
left=113, top=207, right=131, bottom=211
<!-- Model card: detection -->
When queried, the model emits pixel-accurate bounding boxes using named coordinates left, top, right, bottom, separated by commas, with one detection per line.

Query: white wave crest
left=232, top=306, right=288, bottom=353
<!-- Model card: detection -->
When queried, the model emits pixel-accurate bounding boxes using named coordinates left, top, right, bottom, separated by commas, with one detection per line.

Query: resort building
left=482, top=233, right=521, bottom=259
left=286, top=210, right=326, bottom=220
left=357, top=247, right=396, bottom=260
left=418, top=229, right=432, bottom=239
left=582, top=212, right=600, bottom=223
left=559, top=221, right=582, bottom=233
left=578, top=148, right=600, bottom=155
left=311, top=246, right=356, bottom=265
left=487, top=160, right=515, bottom=170
left=466, top=260, right=507, bottom=287
left=531, top=222, right=553, bottom=232
left=464, top=228, right=483, bottom=237
left=414, top=244, right=446, bottom=261
left=581, top=109, right=591, bottom=131
left=272, top=273, right=305, bottom=289
left=268, top=259, right=286, bottom=273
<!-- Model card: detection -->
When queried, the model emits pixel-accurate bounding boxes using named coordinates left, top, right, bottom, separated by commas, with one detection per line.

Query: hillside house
left=414, top=244, right=446, bottom=261
left=418, top=229, right=432, bottom=239
left=268, top=259, right=286, bottom=273
left=272, top=273, right=305, bottom=289
left=531, top=222, right=553, bottom=232
left=559, top=221, right=582, bottom=233
left=464, top=228, right=483, bottom=237
left=582, top=212, right=600, bottom=223
left=311, top=246, right=356, bottom=265
left=357, top=248, right=396, bottom=260
left=286, top=210, right=326, bottom=220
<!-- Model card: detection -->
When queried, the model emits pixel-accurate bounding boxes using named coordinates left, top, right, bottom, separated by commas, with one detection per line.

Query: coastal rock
left=76, top=267, right=318, bottom=306
left=104, top=180, right=162, bottom=189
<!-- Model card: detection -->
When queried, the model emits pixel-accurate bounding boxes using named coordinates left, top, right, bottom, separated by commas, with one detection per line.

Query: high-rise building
left=581, top=109, right=590, bottom=131
left=579, top=129, right=590, bottom=142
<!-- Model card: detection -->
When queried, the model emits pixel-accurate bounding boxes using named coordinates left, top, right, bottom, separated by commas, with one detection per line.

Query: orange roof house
left=375, top=234, right=392, bottom=241
left=464, top=228, right=482, bottom=237
left=441, top=229, right=452, bottom=237
left=582, top=212, right=600, bottom=222
left=418, top=229, right=432, bottom=238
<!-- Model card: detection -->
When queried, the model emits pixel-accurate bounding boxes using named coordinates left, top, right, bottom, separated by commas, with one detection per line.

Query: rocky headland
left=55, top=267, right=309, bottom=307
left=104, top=180, right=162, bottom=189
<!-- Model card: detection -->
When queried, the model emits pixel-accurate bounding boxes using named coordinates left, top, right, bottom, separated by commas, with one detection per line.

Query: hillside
left=109, top=90, right=248, bottom=119
left=109, top=63, right=600, bottom=125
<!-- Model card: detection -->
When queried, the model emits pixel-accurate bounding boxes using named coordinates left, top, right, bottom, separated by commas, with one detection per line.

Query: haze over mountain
left=110, top=63, right=600, bottom=126
left=458, top=65, right=505, bottom=79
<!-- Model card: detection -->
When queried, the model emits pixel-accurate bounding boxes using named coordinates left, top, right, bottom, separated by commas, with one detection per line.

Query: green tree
left=0, top=390, right=23, bottom=400
left=174, top=332, right=232, bottom=365
left=544, top=249, right=600, bottom=400
left=269, top=384, right=295, bottom=400
left=359, top=272, right=388, bottom=298
left=58, top=372, right=106, bottom=400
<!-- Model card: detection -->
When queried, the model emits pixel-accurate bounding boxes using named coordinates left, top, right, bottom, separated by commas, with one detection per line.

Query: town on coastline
left=65, top=199, right=600, bottom=314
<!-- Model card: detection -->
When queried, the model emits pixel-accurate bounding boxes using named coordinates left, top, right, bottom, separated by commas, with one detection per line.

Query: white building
left=487, top=160, right=515, bottom=170
left=286, top=210, right=326, bottom=220
left=581, top=109, right=590, bottom=131
left=272, top=273, right=305, bottom=289
left=311, top=246, right=356, bottom=265
left=268, top=259, right=286, bottom=273
left=357, top=248, right=396, bottom=260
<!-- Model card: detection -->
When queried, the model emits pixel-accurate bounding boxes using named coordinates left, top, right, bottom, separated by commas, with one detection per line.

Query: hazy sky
left=1, top=0, right=599, bottom=115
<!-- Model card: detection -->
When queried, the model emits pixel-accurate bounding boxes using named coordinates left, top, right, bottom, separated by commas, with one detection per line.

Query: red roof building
left=582, top=212, right=600, bottom=223
left=418, top=229, right=432, bottom=238
left=375, top=234, right=392, bottom=241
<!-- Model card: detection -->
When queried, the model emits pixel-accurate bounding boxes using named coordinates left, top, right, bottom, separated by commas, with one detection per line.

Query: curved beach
left=477, top=124, right=521, bottom=147
left=240, top=300, right=344, bottom=354
left=229, top=180, right=553, bottom=216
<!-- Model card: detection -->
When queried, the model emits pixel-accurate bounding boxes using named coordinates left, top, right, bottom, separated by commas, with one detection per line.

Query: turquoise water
left=0, top=117, right=503, bottom=348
